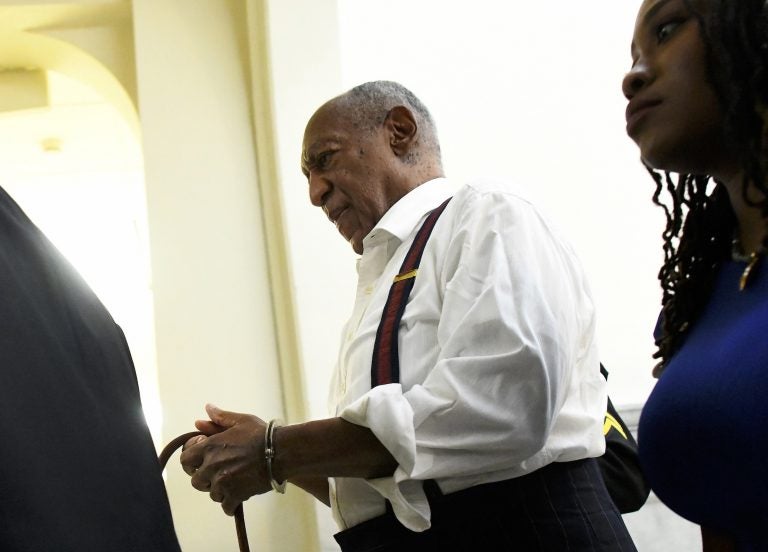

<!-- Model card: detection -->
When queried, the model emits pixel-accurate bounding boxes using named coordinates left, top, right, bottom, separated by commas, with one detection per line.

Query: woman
left=623, top=0, right=768, bottom=550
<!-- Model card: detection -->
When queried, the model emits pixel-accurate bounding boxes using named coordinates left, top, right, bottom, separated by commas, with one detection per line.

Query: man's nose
left=308, top=171, right=330, bottom=207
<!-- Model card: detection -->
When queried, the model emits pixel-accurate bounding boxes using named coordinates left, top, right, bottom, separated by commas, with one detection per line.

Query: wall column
left=132, top=0, right=317, bottom=549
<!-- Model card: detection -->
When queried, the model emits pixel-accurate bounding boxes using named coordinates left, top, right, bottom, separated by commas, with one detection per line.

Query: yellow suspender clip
left=393, top=269, right=418, bottom=283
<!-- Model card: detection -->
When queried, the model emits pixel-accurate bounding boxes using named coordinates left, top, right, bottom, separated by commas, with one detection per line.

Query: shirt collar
left=363, top=178, right=456, bottom=248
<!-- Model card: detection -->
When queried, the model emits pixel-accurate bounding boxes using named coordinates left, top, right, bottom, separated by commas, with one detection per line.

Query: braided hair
left=650, top=0, right=768, bottom=376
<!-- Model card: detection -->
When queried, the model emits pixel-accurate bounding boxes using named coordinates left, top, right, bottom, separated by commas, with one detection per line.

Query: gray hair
left=335, top=80, right=442, bottom=164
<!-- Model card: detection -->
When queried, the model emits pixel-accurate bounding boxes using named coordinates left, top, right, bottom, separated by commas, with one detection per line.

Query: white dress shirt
left=329, top=177, right=606, bottom=532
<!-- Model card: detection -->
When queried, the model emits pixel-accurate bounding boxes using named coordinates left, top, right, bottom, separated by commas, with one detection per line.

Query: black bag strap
left=597, top=365, right=650, bottom=513
left=371, top=197, right=452, bottom=387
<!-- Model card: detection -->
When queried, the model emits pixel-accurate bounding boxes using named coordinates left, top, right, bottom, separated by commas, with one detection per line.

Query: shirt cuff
left=339, top=383, right=434, bottom=531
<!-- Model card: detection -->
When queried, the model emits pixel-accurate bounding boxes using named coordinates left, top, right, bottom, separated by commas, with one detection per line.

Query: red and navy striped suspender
left=371, top=197, right=452, bottom=387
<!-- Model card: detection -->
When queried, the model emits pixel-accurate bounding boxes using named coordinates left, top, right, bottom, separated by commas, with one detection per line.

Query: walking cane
left=159, top=431, right=251, bottom=552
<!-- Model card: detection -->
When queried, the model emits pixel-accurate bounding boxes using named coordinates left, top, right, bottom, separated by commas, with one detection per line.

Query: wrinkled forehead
left=303, top=105, right=333, bottom=145
left=304, top=100, right=368, bottom=154
left=303, top=102, right=345, bottom=145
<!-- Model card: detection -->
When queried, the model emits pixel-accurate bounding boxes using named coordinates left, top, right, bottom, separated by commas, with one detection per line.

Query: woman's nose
left=622, top=60, right=651, bottom=100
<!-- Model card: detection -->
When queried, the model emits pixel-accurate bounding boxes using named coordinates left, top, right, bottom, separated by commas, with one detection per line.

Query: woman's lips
left=625, top=98, right=662, bottom=135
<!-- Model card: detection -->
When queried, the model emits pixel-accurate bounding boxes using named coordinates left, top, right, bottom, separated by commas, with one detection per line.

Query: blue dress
left=638, top=259, right=768, bottom=551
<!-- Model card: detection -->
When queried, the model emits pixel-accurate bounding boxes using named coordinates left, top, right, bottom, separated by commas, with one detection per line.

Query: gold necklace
left=732, top=238, right=764, bottom=291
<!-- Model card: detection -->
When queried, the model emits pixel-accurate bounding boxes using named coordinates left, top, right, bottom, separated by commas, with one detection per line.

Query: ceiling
left=0, top=70, right=141, bottom=181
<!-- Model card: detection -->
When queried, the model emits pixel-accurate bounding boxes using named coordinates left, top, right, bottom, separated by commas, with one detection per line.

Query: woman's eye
left=656, top=20, right=682, bottom=43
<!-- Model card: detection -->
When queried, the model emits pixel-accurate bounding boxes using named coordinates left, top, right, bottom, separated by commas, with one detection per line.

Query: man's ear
left=384, top=105, right=418, bottom=157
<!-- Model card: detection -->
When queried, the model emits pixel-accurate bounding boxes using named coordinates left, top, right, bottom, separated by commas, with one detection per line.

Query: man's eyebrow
left=304, top=138, right=326, bottom=159
left=301, top=149, right=312, bottom=168
left=301, top=147, right=320, bottom=172
left=301, top=140, right=319, bottom=166
left=301, top=140, right=329, bottom=176
left=304, top=138, right=340, bottom=164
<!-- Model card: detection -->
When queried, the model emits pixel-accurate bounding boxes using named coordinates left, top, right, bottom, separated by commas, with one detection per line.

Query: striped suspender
left=371, top=197, right=452, bottom=387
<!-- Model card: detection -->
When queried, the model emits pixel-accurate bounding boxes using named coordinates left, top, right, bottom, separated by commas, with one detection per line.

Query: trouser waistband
left=334, top=458, right=634, bottom=552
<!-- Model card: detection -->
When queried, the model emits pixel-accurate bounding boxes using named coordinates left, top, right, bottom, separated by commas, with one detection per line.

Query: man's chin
left=340, top=228, right=364, bottom=255
left=338, top=229, right=361, bottom=254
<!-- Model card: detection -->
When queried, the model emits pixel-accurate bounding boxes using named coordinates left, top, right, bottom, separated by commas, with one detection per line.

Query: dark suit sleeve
left=0, top=185, right=180, bottom=551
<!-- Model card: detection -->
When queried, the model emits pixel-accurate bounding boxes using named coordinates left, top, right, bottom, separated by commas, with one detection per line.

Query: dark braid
left=651, top=0, right=768, bottom=376
left=650, top=170, right=735, bottom=376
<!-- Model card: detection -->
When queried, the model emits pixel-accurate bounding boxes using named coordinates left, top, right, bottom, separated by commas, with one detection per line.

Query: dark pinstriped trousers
left=334, top=458, right=637, bottom=551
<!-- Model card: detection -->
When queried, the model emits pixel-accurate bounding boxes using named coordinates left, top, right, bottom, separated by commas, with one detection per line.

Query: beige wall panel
left=132, top=0, right=316, bottom=549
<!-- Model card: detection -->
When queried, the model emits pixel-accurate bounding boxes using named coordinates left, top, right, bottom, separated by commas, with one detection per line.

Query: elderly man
left=181, top=81, right=636, bottom=551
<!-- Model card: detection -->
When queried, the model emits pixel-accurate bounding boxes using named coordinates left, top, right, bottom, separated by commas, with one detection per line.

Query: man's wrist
left=265, top=418, right=286, bottom=493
